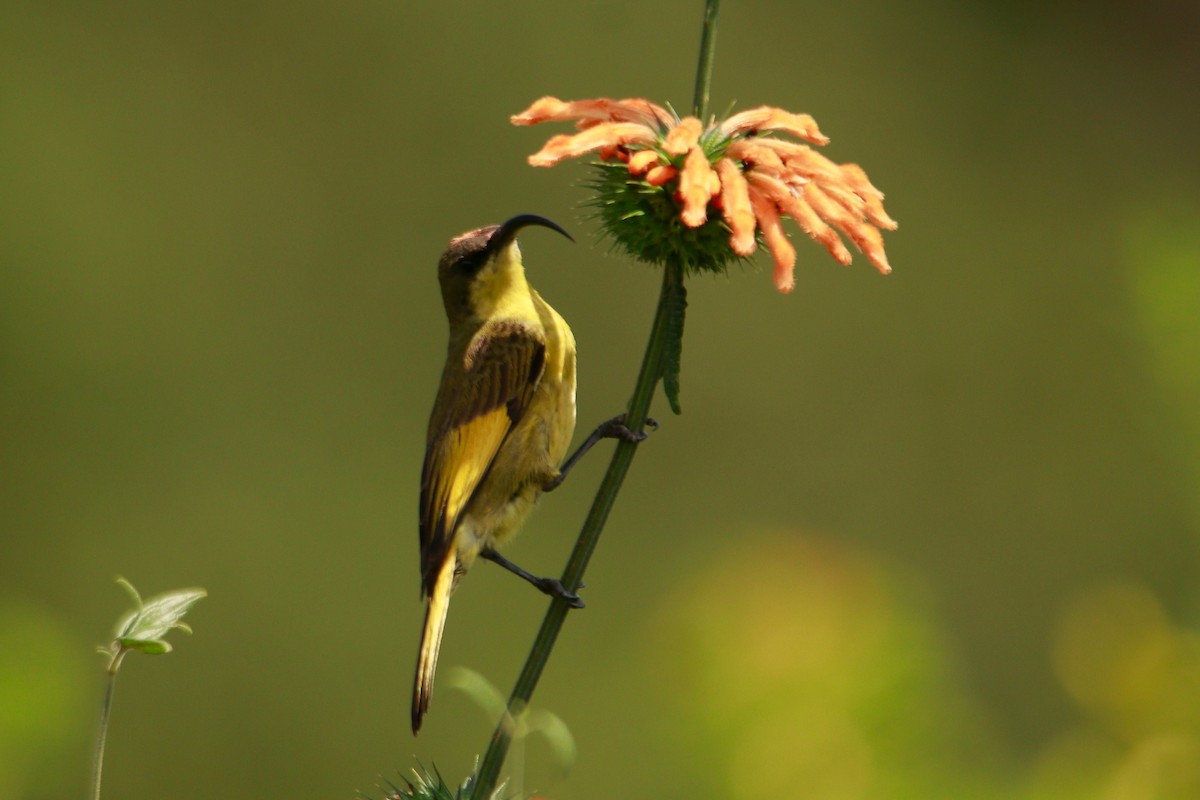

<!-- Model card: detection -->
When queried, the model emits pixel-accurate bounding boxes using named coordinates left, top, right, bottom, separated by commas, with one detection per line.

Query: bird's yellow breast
left=454, top=286, right=577, bottom=564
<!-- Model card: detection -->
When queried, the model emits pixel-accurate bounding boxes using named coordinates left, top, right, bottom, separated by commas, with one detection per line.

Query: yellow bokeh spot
left=1053, top=583, right=1200, bottom=739
left=1104, top=734, right=1200, bottom=800
left=646, top=528, right=1002, bottom=799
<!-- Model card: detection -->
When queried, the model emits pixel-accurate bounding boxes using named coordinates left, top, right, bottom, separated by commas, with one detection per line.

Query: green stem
left=692, top=0, right=720, bottom=119
left=90, top=656, right=122, bottom=800
left=471, top=2, right=718, bottom=795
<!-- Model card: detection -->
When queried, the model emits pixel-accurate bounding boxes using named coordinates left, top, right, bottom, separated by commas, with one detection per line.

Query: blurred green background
left=3, top=1, right=1199, bottom=798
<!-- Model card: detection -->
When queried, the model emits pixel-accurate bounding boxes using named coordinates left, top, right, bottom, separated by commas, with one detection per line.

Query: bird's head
left=436, top=214, right=573, bottom=321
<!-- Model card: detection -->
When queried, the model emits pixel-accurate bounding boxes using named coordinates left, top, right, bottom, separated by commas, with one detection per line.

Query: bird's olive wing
left=418, top=321, right=546, bottom=593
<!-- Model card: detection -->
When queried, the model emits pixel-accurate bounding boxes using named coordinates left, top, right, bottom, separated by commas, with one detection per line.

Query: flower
left=512, top=96, right=898, bottom=293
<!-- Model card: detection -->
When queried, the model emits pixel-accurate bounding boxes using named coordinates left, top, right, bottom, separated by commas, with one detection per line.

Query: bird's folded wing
left=419, top=322, right=546, bottom=592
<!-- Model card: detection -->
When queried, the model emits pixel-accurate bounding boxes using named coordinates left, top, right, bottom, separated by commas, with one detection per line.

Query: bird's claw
left=605, top=413, right=659, bottom=443
left=538, top=578, right=585, bottom=608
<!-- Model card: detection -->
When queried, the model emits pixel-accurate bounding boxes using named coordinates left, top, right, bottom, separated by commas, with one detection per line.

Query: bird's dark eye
left=455, top=251, right=486, bottom=274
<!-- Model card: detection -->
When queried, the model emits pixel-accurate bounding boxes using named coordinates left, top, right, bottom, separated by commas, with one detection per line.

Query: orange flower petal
left=748, top=185, right=797, bottom=293
left=805, top=184, right=891, bottom=274
left=790, top=195, right=855, bottom=267
left=527, top=122, right=657, bottom=167
left=854, top=223, right=893, bottom=274
left=720, top=106, right=830, bottom=146
left=838, top=163, right=884, bottom=199
left=511, top=96, right=670, bottom=128
left=863, top=196, right=898, bottom=232
left=715, top=158, right=757, bottom=256
left=627, top=149, right=662, bottom=175
left=840, top=164, right=898, bottom=230
left=707, top=167, right=722, bottom=197
left=802, top=183, right=858, bottom=233
left=816, top=182, right=867, bottom=219
left=645, top=164, right=677, bottom=186
left=778, top=145, right=843, bottom=183
left=511, top=96, right=573, bottom=126
left=616, top=97, right=675, bottom=127
left=725, top=140, right=787, bottom=173
left=749, top=172, right=853, bottom=267
left=663, top=117, right=703, bottom=156
left=677, top=145, right=716, bottom=227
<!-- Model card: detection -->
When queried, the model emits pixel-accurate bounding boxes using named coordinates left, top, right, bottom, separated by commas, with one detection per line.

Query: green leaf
left=524, top=709, right=577, bottom=776
left=116, top=637, right=171, bottom=655
left=446, top=667, right=507, bottom=720
left=660, top=269, right=687, bottom=415
left=110, top=578, right=205, bottom=656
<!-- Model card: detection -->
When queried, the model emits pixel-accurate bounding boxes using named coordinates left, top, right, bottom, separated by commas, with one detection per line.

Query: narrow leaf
left=660, top=270, right=688, bottom=414
left=525, top=709, right=578, bottom=774
left=116, top=576, right=143, bottom=609
left=446, top=667, right=506, bottom=720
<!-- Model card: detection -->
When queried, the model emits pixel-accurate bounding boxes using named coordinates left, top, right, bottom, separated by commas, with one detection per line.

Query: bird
left=412, top=214, right=584, bottom=734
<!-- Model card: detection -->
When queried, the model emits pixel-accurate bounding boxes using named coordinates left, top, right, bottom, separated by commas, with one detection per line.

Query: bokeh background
left=3, top=1, right=1199, bottom=798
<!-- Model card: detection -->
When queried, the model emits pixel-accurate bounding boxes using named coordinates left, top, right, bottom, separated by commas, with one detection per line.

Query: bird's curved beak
left=486, top=214, right=574, bottom=258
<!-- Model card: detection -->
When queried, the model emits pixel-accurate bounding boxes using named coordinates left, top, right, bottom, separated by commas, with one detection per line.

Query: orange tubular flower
left=678, top=146, right=718, bottom=227
left=720, top=106, right=830, bottom=146
left=627, top=149, right=661, bottom=175
left=527, top=122, right=658, bottom=167
left=715, top=158, right=756, bottom=256
left=512, top=95, right=897, bottom=292
left=644, top=164, right=678, bottom=187
left=748, top=184, right=797, bottom=292
left=663, top=116, right=704, bottom=155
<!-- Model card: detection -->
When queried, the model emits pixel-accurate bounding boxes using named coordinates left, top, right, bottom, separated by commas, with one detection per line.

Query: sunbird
left=413, top=214, right=648, bottom=734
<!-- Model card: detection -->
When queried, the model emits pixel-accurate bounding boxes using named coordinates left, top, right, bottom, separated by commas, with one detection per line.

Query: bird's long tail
left=412, top=555, right=456, bottom=734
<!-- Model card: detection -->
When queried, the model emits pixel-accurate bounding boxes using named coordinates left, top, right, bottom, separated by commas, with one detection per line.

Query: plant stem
left=90, top=658, right=122, bottom=800
left=471, top=2, right=719, bottom=795
left=692, top=0, right=720, bottom=119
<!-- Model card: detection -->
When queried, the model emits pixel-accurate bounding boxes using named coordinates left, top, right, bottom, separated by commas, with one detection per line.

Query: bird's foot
left=481, top=547, right=585, bottom=609
left=534, top=577, right=586, bottom=608
left=598, top=413, right=659, bottom=444
left=544, top=414, right=659, bottom=491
